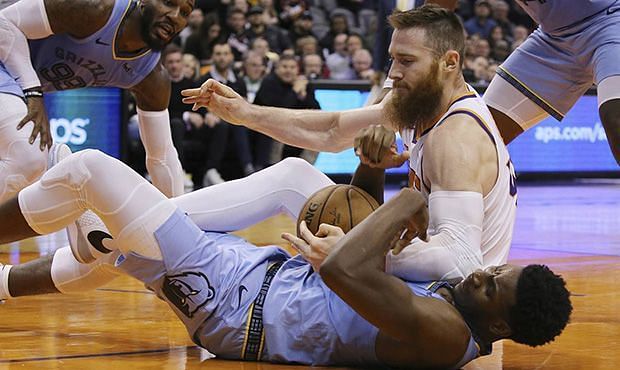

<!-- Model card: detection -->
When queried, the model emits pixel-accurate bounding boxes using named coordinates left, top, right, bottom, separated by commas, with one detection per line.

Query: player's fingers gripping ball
left=297, top=184, right=380, bottom=237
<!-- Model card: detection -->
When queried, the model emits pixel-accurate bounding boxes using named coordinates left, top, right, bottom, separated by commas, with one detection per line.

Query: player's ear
left=442, top=50, right=460, bottom=72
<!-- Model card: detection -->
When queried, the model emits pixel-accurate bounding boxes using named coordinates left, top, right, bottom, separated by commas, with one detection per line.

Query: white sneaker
left=203, top=168, right=225, bottom=187
left=66, top=210, right=114, bottom=264
left=47, top=142, right=72, bottom=169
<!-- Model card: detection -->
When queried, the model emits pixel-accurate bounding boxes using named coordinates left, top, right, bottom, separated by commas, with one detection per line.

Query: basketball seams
left=346, top=187, right=354, bottom=231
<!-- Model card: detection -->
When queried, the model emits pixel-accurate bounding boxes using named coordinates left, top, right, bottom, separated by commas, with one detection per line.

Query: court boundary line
left=0, top=345, right=200, bottom=363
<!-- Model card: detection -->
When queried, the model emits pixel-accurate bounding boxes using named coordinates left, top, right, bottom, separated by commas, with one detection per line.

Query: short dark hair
left=509, top=264, right=572, bottom=347
left=388, top=4, right=465, bottom=66
left=162, top=44, right=182, bottom=59
left=277, top=54, right=298, bottom=66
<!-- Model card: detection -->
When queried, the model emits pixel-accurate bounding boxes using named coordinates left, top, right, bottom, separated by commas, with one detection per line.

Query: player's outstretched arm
left=182, top=79, right=390, bottom=152
left=319, top=189, right=469, bottom=367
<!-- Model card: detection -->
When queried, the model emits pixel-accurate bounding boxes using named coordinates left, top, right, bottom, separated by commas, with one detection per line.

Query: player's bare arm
left=319, top=189, right=470, bottom=368
left=44, top=0, right=113, bottom=37
left=181, top=79, right=392, bottom=152
left=423, top=115, right=498, bottom=195
left=130, top=63, right=171, bottom=111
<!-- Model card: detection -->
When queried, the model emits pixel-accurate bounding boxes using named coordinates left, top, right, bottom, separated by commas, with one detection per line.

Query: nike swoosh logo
left=87, top=230, right=114, bottom=254
left=238, top=285, right=248, bottom=309
left=95, top=38, right=110, bottom=46
left=608, top=5, right=620, bottom=15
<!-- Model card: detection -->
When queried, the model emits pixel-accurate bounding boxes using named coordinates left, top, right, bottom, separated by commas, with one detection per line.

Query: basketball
left=296, top=184, right=380, bottom=236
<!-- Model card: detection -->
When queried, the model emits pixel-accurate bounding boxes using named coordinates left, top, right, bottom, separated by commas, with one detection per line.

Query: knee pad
left=1, top=140, right=47, bottom=197
left=38, top=149, right=101, bottom=191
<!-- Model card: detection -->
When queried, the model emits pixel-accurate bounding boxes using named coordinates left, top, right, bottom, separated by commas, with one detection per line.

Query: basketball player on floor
left=0, top=0, right=189, bottom=202
left=0, top=148, right=571, bottom=368
left=183, top=2, right=620, bottom=165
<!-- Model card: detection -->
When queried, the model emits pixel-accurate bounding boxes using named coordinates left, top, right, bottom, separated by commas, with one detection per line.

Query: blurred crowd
left=128, top=0, right=537, bottom=189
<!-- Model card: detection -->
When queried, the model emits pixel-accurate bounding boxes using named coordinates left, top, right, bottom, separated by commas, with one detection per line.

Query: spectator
left=513, top=25, right=530, bottom=45
left=351, top=49, right=374, bottom=80
left=491, top=39, right=510, bottom=62
left=161, top=45, right=192, bottom=169
left=302, top=53, right=327, bottom=80
left=464, top=0, right=497, bottom=39
left=473, top=38, right=491, bottom=59
left=326, top=33, right=355, bottom=80
left=464, top=34, right=480, bottom=58
left=295, top=35, right=320, bottom=57
left=184, top=14, right=222, bottom=66
left=259, top=0, right=280, bottom=26
left=253, top=54, right=321, bottom=168
left=187, top=42, right=249, bottom=187
left=491, top=0, right=513, bottom=41
left=176, top=8, right=204, bottom=48
left=245, top=5, right=292, bottom=53
left=471, top=56, right=490, bottom=85
left=250, top=37, right=279, bottom=71
left=242, top=51, right=267, bottom=103
left=288, top=10, right=315, bottom=45
left=226, top=8, right=251, bottom=61
left=319, top=14, right=350, bottom=53
left=346, top=33, right=365, bottom=56
left=489, top=25, right=505, bottom=48
left=182, top=53, right=200, bottom=81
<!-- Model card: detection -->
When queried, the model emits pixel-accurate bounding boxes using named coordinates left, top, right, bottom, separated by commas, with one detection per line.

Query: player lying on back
left=0, top=149, right=571, bottom=368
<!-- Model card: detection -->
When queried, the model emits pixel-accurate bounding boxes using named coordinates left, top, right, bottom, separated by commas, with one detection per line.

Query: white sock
left=0, top=264, right=13, bottom=299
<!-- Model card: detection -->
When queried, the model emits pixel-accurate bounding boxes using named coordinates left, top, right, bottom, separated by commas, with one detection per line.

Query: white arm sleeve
left=137, top=108, right=185, bottom=197
left=386, top=191, right=484, bottom=281
left=0, top=0, right=53, bottom=89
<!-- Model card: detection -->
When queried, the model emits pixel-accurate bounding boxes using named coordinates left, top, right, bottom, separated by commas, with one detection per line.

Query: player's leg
left=0, top=93, right=47, bottom=203
left=174, top=157, right=334, bottom=231
left=599, top=94, right=620, bottom=165
left=591, top=12, right=620, bottom=165
left=65, top=157, right=334, bottom=265
left=0, top=246, right=121, bottom=300
left=484, top=28, right=591, bottom=144
left=0, top=149, right=176, bottom=260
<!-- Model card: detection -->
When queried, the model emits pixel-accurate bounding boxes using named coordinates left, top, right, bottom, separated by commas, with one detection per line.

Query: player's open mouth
left=156, top=23, right=174, bottom=40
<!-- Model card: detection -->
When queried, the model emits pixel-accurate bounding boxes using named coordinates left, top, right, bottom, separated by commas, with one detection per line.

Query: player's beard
left=140, top=4, right=169, bottom=51
left=385, top=61, right=444, bottom=133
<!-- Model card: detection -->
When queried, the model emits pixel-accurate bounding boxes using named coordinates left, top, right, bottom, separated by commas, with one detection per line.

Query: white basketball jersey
left=400, top=86, right=517, bottom=267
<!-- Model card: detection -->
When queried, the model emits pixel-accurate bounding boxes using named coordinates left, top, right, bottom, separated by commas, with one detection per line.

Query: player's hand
left=181, top=79, right=250, bottom=126
left=390, top=188, right=429, bottom=254
left=17, top=96, right=52, bottom=151
left=354, top=125, right=409, bottom=169
left=282, top=221, right=345, bottom=272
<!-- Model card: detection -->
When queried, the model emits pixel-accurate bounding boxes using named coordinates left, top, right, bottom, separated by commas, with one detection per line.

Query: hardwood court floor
left=0, top=182, right=618, bottom=369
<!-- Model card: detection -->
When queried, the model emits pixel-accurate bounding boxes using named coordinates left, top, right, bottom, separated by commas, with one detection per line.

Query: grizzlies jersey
left=516, top=0, right=617, bottom=35
left=263, top=257, right=482, bottom=368
left=400, top=85, right=517, bottom=268
left=28, top=0, right=160, bottom=92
